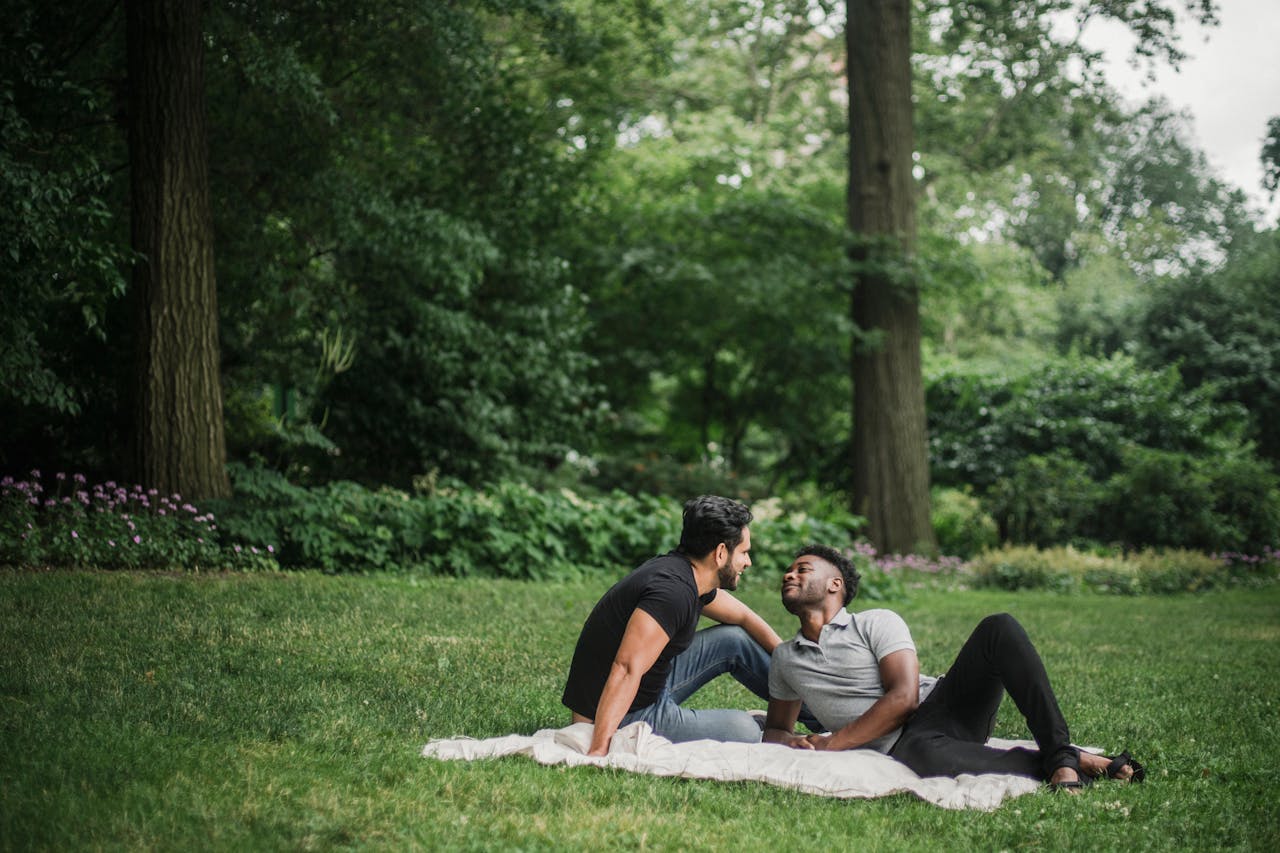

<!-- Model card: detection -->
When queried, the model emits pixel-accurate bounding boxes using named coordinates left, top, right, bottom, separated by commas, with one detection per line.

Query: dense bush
left=986, top=453, right=1103, bottom=548
left=928, top=354, right=1245, bottom=491
left=969, top=545, right=1280, bottom=594
left=208, top=464, right=867, bottom=580
left=930, top=487, right=999, bottom=558
left=1135, top=229, right=1280, bottom=465
left=1099, top=446, right=1280, bottom=553
left=927, top=354, right=1278, bottom=551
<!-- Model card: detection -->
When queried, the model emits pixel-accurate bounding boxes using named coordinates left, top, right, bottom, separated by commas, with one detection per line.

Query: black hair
left=794, top=543, right=860, bottom=606
left=677, top=495, right=753, bottom=559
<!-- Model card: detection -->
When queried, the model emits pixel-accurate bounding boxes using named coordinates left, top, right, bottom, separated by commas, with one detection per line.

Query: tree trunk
left=126, top=0, right=230, bottom=500
left=846, top=0, right=934, bottom=554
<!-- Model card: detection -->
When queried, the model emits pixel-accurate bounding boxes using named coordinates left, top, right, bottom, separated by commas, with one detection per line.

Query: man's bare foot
left=1079, top=750, right=1136, bottom=781
left=1049, top=765, right=1088, bottom=793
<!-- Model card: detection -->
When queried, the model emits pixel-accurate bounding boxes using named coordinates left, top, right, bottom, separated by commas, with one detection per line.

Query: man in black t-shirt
left=562, top=495, right=786, bottom=756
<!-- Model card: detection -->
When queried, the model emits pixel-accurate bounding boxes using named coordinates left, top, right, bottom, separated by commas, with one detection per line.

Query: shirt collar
left=792, top=607, right=852, bottom=648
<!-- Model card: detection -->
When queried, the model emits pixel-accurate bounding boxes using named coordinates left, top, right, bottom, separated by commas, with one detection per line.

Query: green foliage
left=0, top=9, right=130, bottom=421
left=1135, top=227, right=1280, bottom=465
left=1264, top=116, right=1280, bottom=196
left=1100, top=445, right=1280, bottom=553
left=928, top=353, right=1246, bottom=491
left=928, top=354, right=1279, bottom=551
left=0, top=472, right=275, bottom=571
left=930, top=487, right=999, bottom=558
left=214, top=464, right=866, bottom=578
left=969, top=545, right=1279, bottom=595
left=986, top=452, right=1103, bottom=548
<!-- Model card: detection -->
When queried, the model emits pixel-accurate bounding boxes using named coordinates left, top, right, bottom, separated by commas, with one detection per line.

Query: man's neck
left=797, top=599, right=843, bottom=643
left=686, top=553, right=720, bottom=596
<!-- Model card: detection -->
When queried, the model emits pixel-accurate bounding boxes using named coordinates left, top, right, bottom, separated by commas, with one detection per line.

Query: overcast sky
left=1082, top=0, right=1280, bottom=226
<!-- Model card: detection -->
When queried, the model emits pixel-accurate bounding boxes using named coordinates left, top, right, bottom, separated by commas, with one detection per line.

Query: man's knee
left=979, top=612, right=1021, bottom=634
left=719, top=710, right=766, bottom=743
left=695, top=623, right=756, bottom=657
left=976, top=612, right=1033, bottom=649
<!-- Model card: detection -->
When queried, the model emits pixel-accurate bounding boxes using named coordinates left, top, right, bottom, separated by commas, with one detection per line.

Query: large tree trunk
left=126, top=0, right=230, bottom=500
left=846, top=0, right=934, bottom=554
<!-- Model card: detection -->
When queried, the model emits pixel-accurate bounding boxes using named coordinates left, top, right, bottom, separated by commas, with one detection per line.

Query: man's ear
left=829, top=575, right=843, bottom=596
left=714, top=542, right=728, bottom=565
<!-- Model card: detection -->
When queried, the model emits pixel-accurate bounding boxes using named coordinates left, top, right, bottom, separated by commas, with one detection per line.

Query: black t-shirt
left=561, top=552, right=717, bottom=718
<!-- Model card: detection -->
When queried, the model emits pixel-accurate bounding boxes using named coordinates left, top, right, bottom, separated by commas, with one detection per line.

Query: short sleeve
left=860, top=610, right=917, bottom=661
left=635, top=576, right=696, bottom=640
left=768, top=647, right=800, bottom=701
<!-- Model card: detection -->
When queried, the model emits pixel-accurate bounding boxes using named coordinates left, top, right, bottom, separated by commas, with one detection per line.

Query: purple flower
left=267, top=545, right=275, bottom=554
left=251, top=546, right=259, bottom=554
left=157, top=509, right=166, bottom=516
left=71, top=530, right=78, bottom=539
left=105, top=480, right=116, bottom=489
left=234, top=545, right=242, bottom=553
left=56, top=472, right=66, bottom=481
left=108, top=540, right=116, bottom=547
left=31, top=469, right=41, bottom=479
left=132, top=535, right=141, bottom=544
left=74, top=473, right=86, bottom=484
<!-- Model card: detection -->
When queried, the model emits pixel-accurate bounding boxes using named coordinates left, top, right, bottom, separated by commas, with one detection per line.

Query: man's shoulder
left=632, top=552, right=696, bottom=588
left=853, top=607, right=908, bottom=627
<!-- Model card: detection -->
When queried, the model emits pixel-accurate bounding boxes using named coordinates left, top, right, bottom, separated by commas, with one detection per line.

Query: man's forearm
left=587, top=664, right=641, bottom=755
left=822, top=691, right=916, bottom=751
left=740, top=609, right=783, bottom=654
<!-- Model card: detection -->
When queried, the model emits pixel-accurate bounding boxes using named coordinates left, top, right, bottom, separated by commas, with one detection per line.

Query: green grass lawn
left=2, top=569, right=1278, bottom=851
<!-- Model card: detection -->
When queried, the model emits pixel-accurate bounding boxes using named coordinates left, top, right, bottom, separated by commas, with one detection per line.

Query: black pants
left=890, top=613, right=1078, bottom=781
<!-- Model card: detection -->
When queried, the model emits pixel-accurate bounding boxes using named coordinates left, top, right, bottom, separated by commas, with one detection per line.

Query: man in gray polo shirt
left=763, top=545, right=1144, bottom=791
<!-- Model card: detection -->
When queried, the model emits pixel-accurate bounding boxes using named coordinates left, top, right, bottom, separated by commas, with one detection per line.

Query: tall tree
left=126, top=0, right=230, bottom=499
left=846, top=0, right=934, bottom=553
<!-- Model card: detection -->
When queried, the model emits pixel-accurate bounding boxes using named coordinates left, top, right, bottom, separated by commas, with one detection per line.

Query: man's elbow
left=609, top=658, right=640, bottom=682
left=891, top=688, right=919, bottom=716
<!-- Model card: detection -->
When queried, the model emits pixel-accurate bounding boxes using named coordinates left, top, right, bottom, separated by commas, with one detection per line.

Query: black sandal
left=1104, top=751, right=1146, bottom=783
left=1049, top=767, right=1094, bottom=792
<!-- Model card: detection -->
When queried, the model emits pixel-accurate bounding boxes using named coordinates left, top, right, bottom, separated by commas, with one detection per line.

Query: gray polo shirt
left=769, top=608, right=938, bottom=753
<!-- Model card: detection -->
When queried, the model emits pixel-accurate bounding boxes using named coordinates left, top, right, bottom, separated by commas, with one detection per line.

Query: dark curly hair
left=677, top=495, right=753, bottom=559
left=795, top=543, right=860, bottom=606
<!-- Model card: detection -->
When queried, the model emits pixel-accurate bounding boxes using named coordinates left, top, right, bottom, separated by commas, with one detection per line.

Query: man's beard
left=717, top=557, right=739, bottom=591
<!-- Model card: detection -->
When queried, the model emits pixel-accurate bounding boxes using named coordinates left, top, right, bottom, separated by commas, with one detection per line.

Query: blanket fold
left=422, top=722, right=1043, bottom=811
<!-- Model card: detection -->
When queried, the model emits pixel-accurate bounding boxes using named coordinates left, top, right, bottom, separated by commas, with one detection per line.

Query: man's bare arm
left=700, top=589, right=783, bottom=654
left=762, top=697, right=813, bottom=749
left=807, top=649, right=920, bottom=751
left=586, top=609, right=668, bottom=756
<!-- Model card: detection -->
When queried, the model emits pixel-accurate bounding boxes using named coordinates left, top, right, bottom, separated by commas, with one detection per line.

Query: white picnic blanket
left=422, top=722, right=1044, bottom=811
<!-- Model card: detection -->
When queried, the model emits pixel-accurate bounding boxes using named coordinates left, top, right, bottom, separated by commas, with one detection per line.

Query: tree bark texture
left=846, top=0, right=935, bottom=553
left=126, top=0, right=230, bottom=500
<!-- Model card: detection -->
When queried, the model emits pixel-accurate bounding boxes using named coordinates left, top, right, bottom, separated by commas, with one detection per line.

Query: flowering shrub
left=969, top=545, right=1280, bottom=594
left=0, top=470, right=277, bottom=571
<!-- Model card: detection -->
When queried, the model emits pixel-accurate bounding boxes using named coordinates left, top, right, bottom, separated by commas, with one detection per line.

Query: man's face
left=716, top=526, right=752, bottom=591
left=780, top=554, right=839, bottom=614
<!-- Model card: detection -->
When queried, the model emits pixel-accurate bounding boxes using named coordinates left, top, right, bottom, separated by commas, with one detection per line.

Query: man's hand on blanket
left=771, top=732, right=816, bottom=750
left=804, top=733, right=836, bottom=750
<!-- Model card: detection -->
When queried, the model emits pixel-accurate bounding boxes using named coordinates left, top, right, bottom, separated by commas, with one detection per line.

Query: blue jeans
left=619, top=624, right=809, bottom=744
